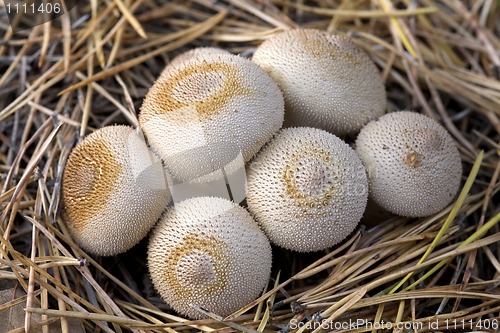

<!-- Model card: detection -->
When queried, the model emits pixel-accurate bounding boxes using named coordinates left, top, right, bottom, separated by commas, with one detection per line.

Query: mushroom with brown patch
left=61, top=125, right=171, bottom=256
left=252, top=28, right=386, bottom=136
left=139, top=51, right=284, bottom=183
left=246, top=127, right=368, bottom=252
left=355, top=111, right=462, bottom=217
left=147, top=196, right=272, bottom=319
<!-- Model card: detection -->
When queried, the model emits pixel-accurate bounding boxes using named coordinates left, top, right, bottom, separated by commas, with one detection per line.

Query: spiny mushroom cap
left=62, top=125, right=171, bottom=256
left=252, top=28, right=386, bottom=136
left=161, top=47, right=230, bottom=78
left=148, top=196, right=272, bottom=319
left=246, top=127, right=368, bottom=252
left=139, top=52, right=284, bottom=183
left=355, top=111, right=462, bottom=217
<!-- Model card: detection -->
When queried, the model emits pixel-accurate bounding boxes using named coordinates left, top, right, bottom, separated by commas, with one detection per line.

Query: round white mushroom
left=355, top=111, right=462, bottom=217
left=62, top=125, right=171, bottom=256
left=148, top=196, right=272, bottom=319
left=139, top=51, right=284, bottom=183
left=246, top=127, right=368, bottom=252
left=252, top=28, right=386, bottom=136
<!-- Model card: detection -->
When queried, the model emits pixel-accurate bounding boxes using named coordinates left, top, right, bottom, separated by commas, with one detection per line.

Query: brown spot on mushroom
left=140, top=62, right=252, bottom=123
left=165, top=234, right=227, bottom=298
left=282, top=148, right=334, bottom=208
left=403, top=150, right=421, bottom=168
left=62, top=141, right=121, bottom=230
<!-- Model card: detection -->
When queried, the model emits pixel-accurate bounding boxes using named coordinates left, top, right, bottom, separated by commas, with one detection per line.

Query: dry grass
left=0, top=0, right=499, bottom=332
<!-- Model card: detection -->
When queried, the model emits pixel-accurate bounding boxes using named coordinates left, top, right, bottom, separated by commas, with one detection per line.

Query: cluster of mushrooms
left=61, top=29, right=462, bottom=319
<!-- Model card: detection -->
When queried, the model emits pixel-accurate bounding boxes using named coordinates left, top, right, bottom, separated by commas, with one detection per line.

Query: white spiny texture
left=355, top=111, right=462, bottom=217
left=62, top=125, right=171, bottom=256
left=161, top=47, right=230, bottom=78
left=139, top=51, right=284, bottom=183
left=252, top=28, right=386, bottom=136
left=246, top=127, right=368, bottom=252
left=148, top=197, right=272, bottom=319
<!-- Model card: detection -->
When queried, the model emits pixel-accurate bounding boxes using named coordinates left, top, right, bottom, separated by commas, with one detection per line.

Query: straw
left=0, top=1, right=498, bottom=332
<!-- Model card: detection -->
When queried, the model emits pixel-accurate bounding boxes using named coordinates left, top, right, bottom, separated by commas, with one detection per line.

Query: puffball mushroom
left=148, top=196, right=272, bottom=319
left=139, top=51, right=284, bottom=183
left=355, top=111, right=462, bottom=217
left=246, top=127, right=368, bottom=252
left=62, top=125, right=171, bottom=256
left=252, top=28, right=386, bottom=136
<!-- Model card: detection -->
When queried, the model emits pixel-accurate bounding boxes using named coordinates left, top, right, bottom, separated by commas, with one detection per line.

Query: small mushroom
left=147, top=196, right=272, bottom=319
left=355, top=111, right=462, bottom=217
left=62, top=125, right=171, bottom=256
left=246, top=127, right=368, bottom=252
left=139, top=51, right=284, bottom=183
left=252, top=28, right=386, bottom=136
